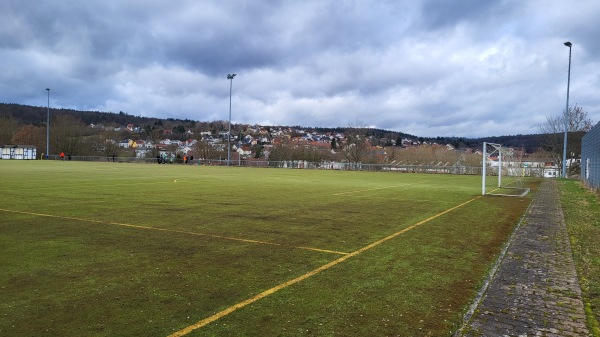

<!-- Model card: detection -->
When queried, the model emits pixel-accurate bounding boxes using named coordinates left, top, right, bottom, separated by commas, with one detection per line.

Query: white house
left=1, top=145, right=37, bottom=160
left=118, top=139, right=130, bottom=148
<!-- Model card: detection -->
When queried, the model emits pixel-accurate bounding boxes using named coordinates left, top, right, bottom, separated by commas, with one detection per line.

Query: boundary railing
left=27, top=156, right=550, bottom=178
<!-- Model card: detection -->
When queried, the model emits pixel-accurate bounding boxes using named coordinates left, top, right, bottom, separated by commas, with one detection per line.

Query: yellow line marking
left=4, top=180, right=185, bottom=192
left=333, top=181, right=427, bottom=196
left=168, top=195, right=483, bottom=337
left=0, top=208, right=348, bottom=256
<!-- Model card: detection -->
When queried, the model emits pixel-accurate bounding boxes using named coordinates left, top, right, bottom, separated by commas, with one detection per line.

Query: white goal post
left=481, top=142, right=530, bottom=197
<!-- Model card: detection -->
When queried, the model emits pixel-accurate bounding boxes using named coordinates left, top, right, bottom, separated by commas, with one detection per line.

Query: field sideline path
left=457, top=179, right=591, bottom=336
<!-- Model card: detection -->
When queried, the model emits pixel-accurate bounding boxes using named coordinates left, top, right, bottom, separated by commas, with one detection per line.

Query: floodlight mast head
left=564, top=41, right=572, bottom=47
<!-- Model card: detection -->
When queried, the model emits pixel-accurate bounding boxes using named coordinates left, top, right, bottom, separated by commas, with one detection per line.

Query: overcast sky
left=2, top=0, right=599, bottom=137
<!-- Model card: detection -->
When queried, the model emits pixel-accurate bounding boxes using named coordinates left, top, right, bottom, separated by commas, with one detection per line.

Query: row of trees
left=60, top=118, right=473, bottom=165
left=5, top=114, right=92, bottom=157
left=0, top=110, right=219, bottom=158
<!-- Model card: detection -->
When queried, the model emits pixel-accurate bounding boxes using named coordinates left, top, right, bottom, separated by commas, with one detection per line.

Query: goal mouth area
left=486, top=186, right=530, bottom=197
left=481, top=142, right=529, bottom=197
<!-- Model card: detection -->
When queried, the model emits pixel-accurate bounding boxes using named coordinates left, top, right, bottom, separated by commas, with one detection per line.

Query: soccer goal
left=481, top=142, right=530, bottom=196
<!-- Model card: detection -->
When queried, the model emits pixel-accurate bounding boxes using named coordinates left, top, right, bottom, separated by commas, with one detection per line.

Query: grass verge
left=559, top=179, right=600, bottom=337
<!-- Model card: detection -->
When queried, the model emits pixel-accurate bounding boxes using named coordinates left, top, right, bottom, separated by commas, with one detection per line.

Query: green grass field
left=0, top=161, right=539, bottom=336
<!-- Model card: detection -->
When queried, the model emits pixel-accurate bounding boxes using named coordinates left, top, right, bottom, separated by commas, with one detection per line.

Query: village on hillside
left=4, top=120, right=566, bottom=177
left=89, top=122, right=448, bottom=163
left=0, top=104, right=570, bottom=176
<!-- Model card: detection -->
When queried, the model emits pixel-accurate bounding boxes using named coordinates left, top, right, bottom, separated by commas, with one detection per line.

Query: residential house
left=118, top=139, right=131, bottom=148
left=135, top=148, right=152, bottom=158
left=178, top=145, right=193, bottom=155
left=185, top=139, right=198, bottom=147
left=237, top=146, right=252, bottom=157
left=133, top=140, right=147, bottom=148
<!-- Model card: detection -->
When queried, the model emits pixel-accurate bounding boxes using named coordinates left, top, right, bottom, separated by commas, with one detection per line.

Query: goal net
left=481, top=142, right=530, bottom=196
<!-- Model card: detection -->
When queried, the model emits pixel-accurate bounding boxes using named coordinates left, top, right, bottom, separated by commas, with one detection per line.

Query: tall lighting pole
left=227, top=73, right=236, bottom=166
left=562, top=42, right=572, bottom=178
left=46, top=88, right=50, bottom=159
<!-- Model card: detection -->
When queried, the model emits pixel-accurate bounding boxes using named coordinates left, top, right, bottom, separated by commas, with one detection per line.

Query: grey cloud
left=1, top=0, right=600, bottom=137
left=418, top=0, right=508, bottom=30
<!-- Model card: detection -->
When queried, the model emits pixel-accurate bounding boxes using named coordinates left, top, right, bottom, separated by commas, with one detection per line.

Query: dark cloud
left=418, top=0, right=508, bottom=30
left=1, top=0, right=600, bottom=137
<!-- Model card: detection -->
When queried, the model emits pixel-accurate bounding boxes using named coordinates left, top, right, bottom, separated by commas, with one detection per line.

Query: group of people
left=156, top=154, right=193, bottom=164
left=54, top=152, right=194, bottom=164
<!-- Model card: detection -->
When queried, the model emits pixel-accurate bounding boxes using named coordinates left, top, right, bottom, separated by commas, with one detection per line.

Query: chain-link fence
left=34, top=155, right=552, bottom=178
left=581, top=123, right=600, bottom=189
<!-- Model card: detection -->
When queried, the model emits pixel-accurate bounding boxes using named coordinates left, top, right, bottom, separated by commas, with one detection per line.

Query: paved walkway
left=457, top=179, right=591, bottom=337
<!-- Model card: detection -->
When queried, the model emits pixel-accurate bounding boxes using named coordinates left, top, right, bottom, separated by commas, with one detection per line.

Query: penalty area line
left=0, top=208, right=348, bottom=256
left=333, top=181, right=428, bottom=196
left=167, top=194, right=482, bottom=337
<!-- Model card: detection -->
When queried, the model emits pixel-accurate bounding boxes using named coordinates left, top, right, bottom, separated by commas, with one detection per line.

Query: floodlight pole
left=562, top=41, right=572, bottom=178
left=227, top=73, right=236, bottom=166
left=46, top=88, right=50, bottom=159
left=498, top=148, right=502, bottom=188
left=482, top=142, right=487, bottom=195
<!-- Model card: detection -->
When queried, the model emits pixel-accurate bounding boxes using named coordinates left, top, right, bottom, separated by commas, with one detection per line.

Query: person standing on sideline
left=60, top=152, right=65, bottom=160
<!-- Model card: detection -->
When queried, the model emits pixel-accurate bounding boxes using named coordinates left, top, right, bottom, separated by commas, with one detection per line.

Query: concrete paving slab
left=456, top=180, right=591, bottom=337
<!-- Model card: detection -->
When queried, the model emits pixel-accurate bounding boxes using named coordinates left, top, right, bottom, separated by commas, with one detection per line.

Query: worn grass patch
left=559, top=179, right=600, bottom=337
left=0, top=161, right=538, bottom=336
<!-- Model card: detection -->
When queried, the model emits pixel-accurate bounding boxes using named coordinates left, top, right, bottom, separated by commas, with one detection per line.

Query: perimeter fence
left=581, top=122, right=600, bottom=189
left=37, top=155, right=550, bottom=177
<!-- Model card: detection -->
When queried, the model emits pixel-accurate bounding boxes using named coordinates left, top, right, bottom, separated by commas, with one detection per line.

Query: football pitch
left=0, top=161, right=539, bottom=336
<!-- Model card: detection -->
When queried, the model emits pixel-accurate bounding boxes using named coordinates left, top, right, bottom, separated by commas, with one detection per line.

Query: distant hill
left=0, top=102, right=544, bottom=151
left=0, top=103, right=160, bottom=126
left=427, top=135, right=545, bottom=154
left=464, top=135, right=545, bottom=153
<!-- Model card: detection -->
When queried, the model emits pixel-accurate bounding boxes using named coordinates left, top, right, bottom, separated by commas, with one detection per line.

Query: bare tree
left=395, top=145, right=460, bottom=166
left=342, top=121, right=370, bottom=163
left=538, top=104, right=593, bottom=172
left=384, top=146, right=401, bottom=164
left=268, top=141, right=294, bottom=161
left=465, top=151, right=484, bottom=167
left=527, top=150, right=555, bottom=163
left=85, top=128, right=120, bottom=157
left=146, top=127, right=164, bottom=158
left=101, top=128, right=121, bottom=157
left=51, top=114, right=85, bottom=155
left=11, top=125, right=45, bottom=150
left=195, top=139, right=224, bottom=160
left=102, top=139, right=121, bottom=157
left=0, top=113, right=18, bottom=145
